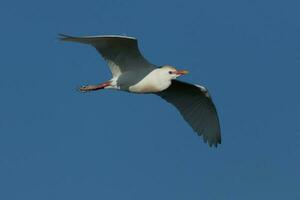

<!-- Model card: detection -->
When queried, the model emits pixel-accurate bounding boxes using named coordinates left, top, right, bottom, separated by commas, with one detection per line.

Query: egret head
left=160, top=65, right=189, bottom=80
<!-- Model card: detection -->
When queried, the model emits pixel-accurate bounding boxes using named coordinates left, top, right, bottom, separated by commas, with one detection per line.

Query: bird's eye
left=168, top=71, right=173, bottom=74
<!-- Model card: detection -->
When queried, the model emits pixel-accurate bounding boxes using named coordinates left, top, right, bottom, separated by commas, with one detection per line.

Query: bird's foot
left=77, top=85, right=97, bottom=92
left=76, top=82, right=112, bottom=93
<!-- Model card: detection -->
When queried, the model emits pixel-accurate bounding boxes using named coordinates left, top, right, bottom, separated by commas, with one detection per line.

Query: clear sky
left=0, top=0, right=299, bottom=199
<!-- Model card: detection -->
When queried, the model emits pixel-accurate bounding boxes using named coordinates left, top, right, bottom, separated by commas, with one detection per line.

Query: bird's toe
left=77, top=85, right=88, bottom=92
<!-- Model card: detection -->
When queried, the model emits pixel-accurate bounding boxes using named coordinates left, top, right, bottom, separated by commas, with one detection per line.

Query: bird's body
left=60, top=34, right=221, bottom=147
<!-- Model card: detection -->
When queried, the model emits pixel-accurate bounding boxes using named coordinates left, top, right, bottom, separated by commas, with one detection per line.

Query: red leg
left=79, top=81, right=111, bottom=92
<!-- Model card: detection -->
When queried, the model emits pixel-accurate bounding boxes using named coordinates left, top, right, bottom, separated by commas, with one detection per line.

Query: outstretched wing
left=156, top=80, right=221, bottom=147
left=59, top=34, right=155, bottom=77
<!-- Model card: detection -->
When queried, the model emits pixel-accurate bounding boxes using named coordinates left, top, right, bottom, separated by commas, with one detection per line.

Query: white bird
left=59, top=34, right=221, bottom=147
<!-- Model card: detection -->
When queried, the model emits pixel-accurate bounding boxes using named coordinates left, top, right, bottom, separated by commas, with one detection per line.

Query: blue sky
left=0, top=0, right=299, bottom=199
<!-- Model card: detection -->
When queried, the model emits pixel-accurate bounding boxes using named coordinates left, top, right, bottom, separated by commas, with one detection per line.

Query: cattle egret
left=59, top=34, right=221, bottom=147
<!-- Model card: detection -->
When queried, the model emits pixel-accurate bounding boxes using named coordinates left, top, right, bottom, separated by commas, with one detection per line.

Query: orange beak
left=174, top=70, right=189, bottom=75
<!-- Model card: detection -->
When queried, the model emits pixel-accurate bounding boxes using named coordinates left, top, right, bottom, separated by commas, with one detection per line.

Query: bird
left=59, top=33, right=221, bottom=147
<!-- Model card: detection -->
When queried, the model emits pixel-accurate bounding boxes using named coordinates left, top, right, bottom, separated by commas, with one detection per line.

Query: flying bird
left=59, top=34, right=221, bottom=147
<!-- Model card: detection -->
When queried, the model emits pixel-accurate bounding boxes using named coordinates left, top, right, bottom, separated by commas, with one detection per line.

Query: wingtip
left=57, top=33, right=66, bottom=41
left=57, top=33, right=75, bottom=41
left=205, top=136, right=221, bottom=148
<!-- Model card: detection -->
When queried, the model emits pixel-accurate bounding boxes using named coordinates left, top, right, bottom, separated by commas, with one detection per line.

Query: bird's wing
left=156, top=80, right=221, bottom=147
left=59, top=34, right=155, bottom=77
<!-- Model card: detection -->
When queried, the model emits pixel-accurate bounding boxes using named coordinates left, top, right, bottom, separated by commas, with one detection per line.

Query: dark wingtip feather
left=57, top=33, right=76, bottom=41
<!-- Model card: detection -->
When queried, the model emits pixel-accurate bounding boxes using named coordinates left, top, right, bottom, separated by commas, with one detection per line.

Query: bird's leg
left=79, top=81, right=111, bottom=92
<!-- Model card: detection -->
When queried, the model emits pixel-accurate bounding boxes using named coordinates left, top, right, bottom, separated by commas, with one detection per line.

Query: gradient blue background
left=1, top=0, right=299, bottom=199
